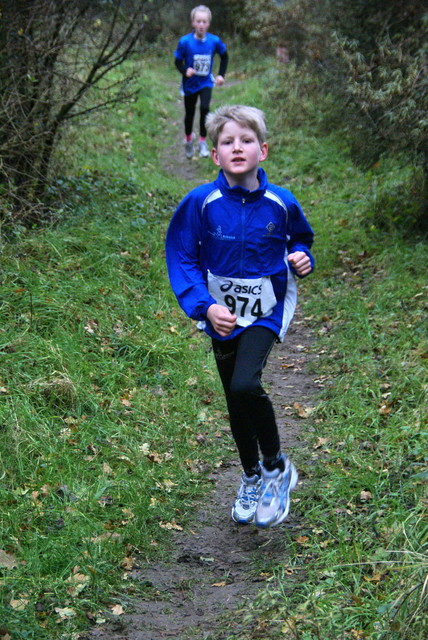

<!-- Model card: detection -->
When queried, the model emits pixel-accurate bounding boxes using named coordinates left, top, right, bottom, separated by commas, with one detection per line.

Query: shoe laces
left=238, top=477, right=260, bottom=506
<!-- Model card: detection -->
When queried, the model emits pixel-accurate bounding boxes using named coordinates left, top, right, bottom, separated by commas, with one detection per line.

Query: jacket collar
left=215, top=168, right=268, bottom=201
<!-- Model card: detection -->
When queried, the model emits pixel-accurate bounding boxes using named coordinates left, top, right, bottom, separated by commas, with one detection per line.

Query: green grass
left=223, top=61, right=428, bottom=640
left=0, top=58, right=229, bottom=637
left=1, top=52, right=427, bottom=639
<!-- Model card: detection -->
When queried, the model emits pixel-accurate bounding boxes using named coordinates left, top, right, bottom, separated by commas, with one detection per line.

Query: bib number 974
left=224, top=294, right=263, bottom=319
left=207, top=271, right=277, bottom=328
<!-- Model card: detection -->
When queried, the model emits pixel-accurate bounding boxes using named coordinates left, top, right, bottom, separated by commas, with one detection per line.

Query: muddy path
left=90, top=94, right=319, bottom=640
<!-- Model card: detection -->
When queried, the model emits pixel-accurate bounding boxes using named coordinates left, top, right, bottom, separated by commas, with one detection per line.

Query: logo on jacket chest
left=263, top=221, right=276, bottom=237
left=207, top=221, right=276, bottom=241
left=208, top=225, right=236, bottom=241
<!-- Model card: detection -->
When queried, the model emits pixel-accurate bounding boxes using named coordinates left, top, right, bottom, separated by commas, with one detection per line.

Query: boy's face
left=211, top=120, right=268, bottom=185
left=192, top=11, right=210, bottom=38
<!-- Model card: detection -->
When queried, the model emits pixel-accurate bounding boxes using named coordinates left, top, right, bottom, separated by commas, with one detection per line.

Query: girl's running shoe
left=255, top=456, right=298, bottom=528
left=184, top=133, right=195, bottom=159
left=198, top=140, right=210, bottom=157
left=231, top=472, right=262, bottom=524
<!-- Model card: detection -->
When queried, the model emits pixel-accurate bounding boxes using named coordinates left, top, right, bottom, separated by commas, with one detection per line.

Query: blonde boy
left=166, top=105, right=314, bottom=527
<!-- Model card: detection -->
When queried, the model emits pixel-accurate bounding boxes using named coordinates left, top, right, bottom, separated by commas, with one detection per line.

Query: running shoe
left=255, top=456, right=298, bottom=528
left=198, top=140, right=210, bottom=158
left=184, top=134, right=194, bottom=159
left=231, top=472, right=262, bottom=524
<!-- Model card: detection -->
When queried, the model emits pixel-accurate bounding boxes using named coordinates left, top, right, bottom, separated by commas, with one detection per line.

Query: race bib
left=193, top=54, right=211, bottom=76
left=207, top=271, right=277, bottom=328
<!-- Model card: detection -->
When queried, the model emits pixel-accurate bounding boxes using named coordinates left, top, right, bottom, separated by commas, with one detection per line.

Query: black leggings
left=212, top=326, right=281, bottom=474
left=184, top=87, right=212, bottom=137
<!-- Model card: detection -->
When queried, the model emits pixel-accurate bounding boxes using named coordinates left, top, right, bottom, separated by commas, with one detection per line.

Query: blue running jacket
left=166, top=168, right=314, bottom=342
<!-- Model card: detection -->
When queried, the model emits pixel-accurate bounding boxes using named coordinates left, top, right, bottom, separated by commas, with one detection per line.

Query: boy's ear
left=211, top=147, right=221, bottom=166
left=260, top=142, right=268, bottom=162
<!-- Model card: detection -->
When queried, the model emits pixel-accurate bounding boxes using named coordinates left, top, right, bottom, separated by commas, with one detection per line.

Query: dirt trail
left=90, top=96, right=319, bottom=640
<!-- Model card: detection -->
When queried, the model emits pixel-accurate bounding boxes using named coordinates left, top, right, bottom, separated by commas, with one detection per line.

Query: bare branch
left=0, top=0, right=156, bottom=222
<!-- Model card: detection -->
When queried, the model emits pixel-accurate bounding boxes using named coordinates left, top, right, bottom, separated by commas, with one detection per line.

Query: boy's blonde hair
left=191, top=5, right=212, bottom=22
left=206, top=105, right=267, bottom=147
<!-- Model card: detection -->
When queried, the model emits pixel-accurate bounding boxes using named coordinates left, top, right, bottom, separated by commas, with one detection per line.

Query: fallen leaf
left=121, top=556, right=135, bottom=571
left=313, top=437, right=329, bottom=449
left=156, top=479, right=177, bottom=492
left=360, top=490, right=373, bottom=502
left=294, top=402, right=313, bottom=418
left=84, top=319, right=98, bottom=334
left=211, top=581, right=227, bottom=587
left=147, top=451, right=162, bottom=463
left=54, top=606, right=76, bottom=620
left=103, top=463, right=113, bottom=475
left=378, top=403, right=391, bottom=415
left=281, top=618, right=296, bottom=634
left=364, top=573, right=382, bottom=583
left=121, top=508, right=135, bottom=519
left=320, top=539, right=333, bottom=548
left=159, top=521, right=183, bottom=531
left=110, top=604, right=125, bottom=616
left=98, top=495, right=114, bottom=507
left=296, top=535, right=310, bottom=545
left=66, top=572, right=90, bottom=596
left=10, top=596, right=29, bottom=610
left=0, top=550, right=17, bottom=570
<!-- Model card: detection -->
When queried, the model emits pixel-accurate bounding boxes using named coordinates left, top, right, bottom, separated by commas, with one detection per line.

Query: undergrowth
left=0, top=52, right=426, bottom=640
left=223, top=57, right=428, bottom=640
left=0, top=57, right=227, bottom=638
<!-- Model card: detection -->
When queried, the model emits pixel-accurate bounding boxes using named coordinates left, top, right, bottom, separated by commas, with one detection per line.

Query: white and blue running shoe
left=255, top=456, right=298, bottom=528
left=231, top=472, right=262, bottom=524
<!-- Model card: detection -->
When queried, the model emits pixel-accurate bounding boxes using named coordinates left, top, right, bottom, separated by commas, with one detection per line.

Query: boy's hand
left=207, top=304, right=237, bottom=337
left=215, top=75, right=225, bottom=85
left=186, top=67, right=195, bottom=77
left=288, top=251, right=312, bottom=276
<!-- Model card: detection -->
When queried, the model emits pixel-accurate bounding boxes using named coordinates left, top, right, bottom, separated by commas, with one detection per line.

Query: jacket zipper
left=240, top=198, right=246, bottom=276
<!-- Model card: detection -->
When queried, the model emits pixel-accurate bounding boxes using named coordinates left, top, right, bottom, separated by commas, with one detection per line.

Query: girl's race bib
left=193, top=54, right=211, bottom=76
left=207, top=271, right=277, bottom=328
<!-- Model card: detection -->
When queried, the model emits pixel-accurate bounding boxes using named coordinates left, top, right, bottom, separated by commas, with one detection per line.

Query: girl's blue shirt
left=174, top=32, right=227, bottom=94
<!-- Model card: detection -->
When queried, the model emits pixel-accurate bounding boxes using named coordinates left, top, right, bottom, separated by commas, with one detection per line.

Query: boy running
left=174, top=5, right=228, bottom=159
left=166, top=105, right=314, bottom=527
